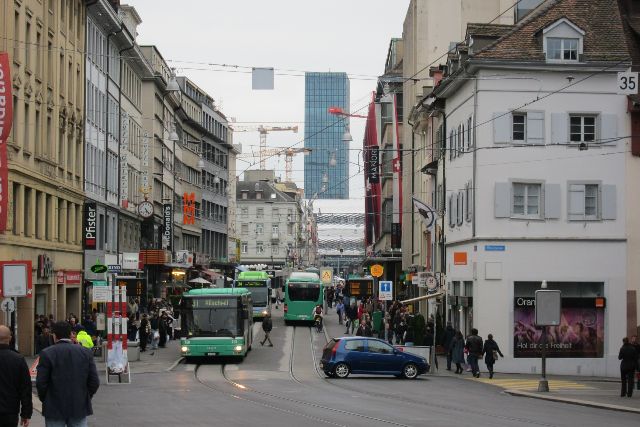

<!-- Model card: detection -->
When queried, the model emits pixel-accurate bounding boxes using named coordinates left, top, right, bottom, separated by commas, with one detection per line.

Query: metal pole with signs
left=534, top=282, right=561, bottom=392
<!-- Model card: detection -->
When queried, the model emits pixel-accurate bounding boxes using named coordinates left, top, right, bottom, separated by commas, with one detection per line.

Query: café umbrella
left=189, top=277, right=212, bottom=285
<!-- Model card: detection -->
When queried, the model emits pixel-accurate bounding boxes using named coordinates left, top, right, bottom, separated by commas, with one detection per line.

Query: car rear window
left=344, top=339, right=365, bottom=352
left=323, top=339, right=339, bottom=351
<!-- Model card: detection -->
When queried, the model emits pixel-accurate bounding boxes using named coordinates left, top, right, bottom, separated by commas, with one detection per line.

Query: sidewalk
left=321, top=306, right=640, bottom=414
left=26, top=338, right=183, bottom=424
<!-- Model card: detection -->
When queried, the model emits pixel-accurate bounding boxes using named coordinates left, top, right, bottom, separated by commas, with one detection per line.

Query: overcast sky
left=130, top=0, right=410, bottom=212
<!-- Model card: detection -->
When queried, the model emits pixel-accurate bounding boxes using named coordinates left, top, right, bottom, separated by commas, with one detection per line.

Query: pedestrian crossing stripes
left=467, top=377, right=594, bottom=391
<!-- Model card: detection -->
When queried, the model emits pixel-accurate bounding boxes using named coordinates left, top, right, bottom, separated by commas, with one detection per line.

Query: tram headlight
left=181, top=346, right=189, bottom=353
left=261, top=310, right=268, bottom=315
left=234, top=345, right=243, bottom=352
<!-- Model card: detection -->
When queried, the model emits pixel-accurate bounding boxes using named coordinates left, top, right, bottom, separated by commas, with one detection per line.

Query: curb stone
left=503, top=389, right=640, bottom=414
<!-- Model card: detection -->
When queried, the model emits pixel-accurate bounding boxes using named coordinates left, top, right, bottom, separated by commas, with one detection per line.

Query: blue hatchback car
left=320, top=337, right=430, bottom=379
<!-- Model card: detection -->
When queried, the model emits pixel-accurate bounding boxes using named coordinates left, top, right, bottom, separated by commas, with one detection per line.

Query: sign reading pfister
left=379, top=280, right=393, bottom=301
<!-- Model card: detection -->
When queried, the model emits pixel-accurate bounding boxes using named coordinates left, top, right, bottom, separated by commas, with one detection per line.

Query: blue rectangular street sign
left=484, top=245, right=506, bottom=251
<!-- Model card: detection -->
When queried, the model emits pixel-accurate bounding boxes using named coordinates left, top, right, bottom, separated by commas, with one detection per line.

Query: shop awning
left=401, top=292, right=445, bottom=304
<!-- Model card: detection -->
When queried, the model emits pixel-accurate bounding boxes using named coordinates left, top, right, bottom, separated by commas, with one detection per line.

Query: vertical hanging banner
left=120, top=112, right=129, bottom=208
left=183, top=192, right=196, bottom=225
left=391, top=94, right=402, bottom=249
left=0, top=52, right=14, bottom=234
left=162, top=203, right=172, bottom=250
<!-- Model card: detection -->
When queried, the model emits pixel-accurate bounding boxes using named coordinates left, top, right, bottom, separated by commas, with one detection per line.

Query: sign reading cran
left=83, top=202, right=97, bottom=250
left=0, top=53, right=14, bottom=234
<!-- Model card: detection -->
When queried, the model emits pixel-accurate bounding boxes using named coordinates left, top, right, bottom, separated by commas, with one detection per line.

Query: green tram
left=180, top=288, right=253, bottom=359
left=235, top=270, right=271, bottom=319
left=284, top=271, right=323, bottom=323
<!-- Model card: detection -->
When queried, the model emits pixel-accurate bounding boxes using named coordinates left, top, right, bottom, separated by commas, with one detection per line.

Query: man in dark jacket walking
left=443, top=322, right=456, bottom=371
left=260, top=313, right=273, bottom=346
left=36, top=321, right=100, bottom=426
left=618, top=337, right=638, bottom=397
left=465, top=328, right=483, bottom=378
left=0, top=325, right=32, bottom=427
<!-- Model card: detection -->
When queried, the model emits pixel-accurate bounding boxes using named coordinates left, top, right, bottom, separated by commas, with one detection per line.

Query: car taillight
left=331, top=341, right=340, bottom=358
left=283, top=304, right=288, bottom=313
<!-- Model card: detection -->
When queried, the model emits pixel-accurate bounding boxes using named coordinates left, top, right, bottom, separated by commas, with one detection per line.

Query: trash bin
left=100, top=341, right=140, bottom=362
left=372, top=310, right=383, bottom=333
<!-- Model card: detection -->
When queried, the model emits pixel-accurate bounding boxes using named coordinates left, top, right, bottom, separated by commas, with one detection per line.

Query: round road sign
left=370, top=264, right=384, bottom=278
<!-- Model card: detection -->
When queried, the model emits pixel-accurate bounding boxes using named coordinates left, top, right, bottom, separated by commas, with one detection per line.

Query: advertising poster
left=514, top=297, right=604, bottom=358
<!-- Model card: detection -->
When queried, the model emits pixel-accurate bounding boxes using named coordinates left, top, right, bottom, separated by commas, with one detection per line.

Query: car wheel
left=403, top=363, right=419, bottom=379
left=334, top=363, right=350, bottom=379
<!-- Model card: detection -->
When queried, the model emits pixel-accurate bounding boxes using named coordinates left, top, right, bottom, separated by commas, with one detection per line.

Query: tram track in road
left=309, top=328, right=561, bottom=427
left=194, top=363, right=348, bottom=427
left=217, top=325, right=417, bottom=427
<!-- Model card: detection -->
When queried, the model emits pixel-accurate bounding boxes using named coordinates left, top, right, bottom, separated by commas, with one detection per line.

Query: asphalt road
left=83, top=308, right=639, bottom=427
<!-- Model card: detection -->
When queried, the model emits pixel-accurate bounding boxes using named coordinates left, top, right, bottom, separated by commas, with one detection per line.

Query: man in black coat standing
left=36, top=321, right=100, bottom=426
left=0, top=325, right=32, bottom=427
left=618, top=337, right=638, bottom=397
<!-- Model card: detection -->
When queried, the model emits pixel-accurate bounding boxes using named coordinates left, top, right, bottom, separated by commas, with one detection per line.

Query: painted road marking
left=467, top=377, right=594, bottom=391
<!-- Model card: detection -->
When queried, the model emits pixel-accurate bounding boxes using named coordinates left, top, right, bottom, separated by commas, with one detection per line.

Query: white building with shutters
left=426, top=2, right=632, bottom=376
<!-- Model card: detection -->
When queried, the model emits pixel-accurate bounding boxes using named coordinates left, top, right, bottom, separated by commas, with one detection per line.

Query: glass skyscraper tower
left=304, top=72, right=350, bottom=199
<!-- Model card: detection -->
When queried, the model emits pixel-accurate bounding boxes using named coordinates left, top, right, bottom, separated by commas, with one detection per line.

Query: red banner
left=0, top=52, right=13, bottom=234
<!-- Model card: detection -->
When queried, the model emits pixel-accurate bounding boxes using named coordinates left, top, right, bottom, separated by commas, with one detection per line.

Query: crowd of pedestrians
left=1, top=321, right=100, bottom=427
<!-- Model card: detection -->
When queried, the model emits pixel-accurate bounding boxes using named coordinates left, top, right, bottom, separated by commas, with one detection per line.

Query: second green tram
left=180, top=288, right=253, bottom=359
left=284, top=272, right=323, bottom=323
left=235, top=270, right=271, bottom=319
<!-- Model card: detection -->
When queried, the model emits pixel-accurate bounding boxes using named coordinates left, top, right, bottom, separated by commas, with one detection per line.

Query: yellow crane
left=237, top=146, right=311, bottom=183
left=232, top=125, right=298, bottom=169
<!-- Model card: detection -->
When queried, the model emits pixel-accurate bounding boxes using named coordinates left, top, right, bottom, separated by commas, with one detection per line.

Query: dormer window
left=546, top=38, right=578, bottom=61
left=542, top=18, right=584, bottom=63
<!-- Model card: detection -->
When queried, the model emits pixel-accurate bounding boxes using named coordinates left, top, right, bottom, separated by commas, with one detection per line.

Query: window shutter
left=494, top=182, right=510, bottom=218
left=551, top=113, right=569, bottom=144
left=568, top=184, right=585, bottom=220
left=544, top=183, right=561, bottom=219
left=527, top=111, right=545, bottom=144
left=448, top=195, right=454, bottom=227
left=457, top=192, right=464, bottom=226
left=601, top=184, right=617, bottom=220
left=493, top=112, right=511, bottom=144
left=600, top=114, right=618, bottom=144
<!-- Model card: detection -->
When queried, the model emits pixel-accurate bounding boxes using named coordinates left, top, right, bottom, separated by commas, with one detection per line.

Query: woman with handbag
left=483, top=333, right=504, bottom=379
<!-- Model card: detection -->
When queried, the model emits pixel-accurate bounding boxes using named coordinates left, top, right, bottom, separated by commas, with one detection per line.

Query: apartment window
left=241, top=207, right=248, bottom=218
left=272, top=245, right=279, bottom=255
left=241, top=191, right=248, bottom=200
left=36, top=29, right=42, bottom=79
left=256, top=223, right=263, bottom=234
left=570, top=115, right=596, bottom=142
left=256, top=208, right=264, bottom=218
left=13, top=12, right=20, bottom=62
left=272, top=208, right=279, bottom=219
left=256, top=242, right=264, bottom=254
left=272, top=224, right=279, bottom=234
left=241, top=242, right=248, bottom=254
left=256, top=191, right=262, bottom=200
left=512, top=183, right=541, bottom=217
left=287, top=224, right=293, bottom=235
left=512, top=113, right=526, bottom=141
left=568, top=183, right=599, bottom=220
left=25, top=21, right=31, bottom=70
left=241, top=224, right=248, bottom=235
left=546, top=38, right=578, bottom=61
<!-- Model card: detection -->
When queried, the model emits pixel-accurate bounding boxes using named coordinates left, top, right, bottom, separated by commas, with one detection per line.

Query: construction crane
left=237, top=146, right=311, bottom=183
left=232, top=125, right=298, bottom=169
